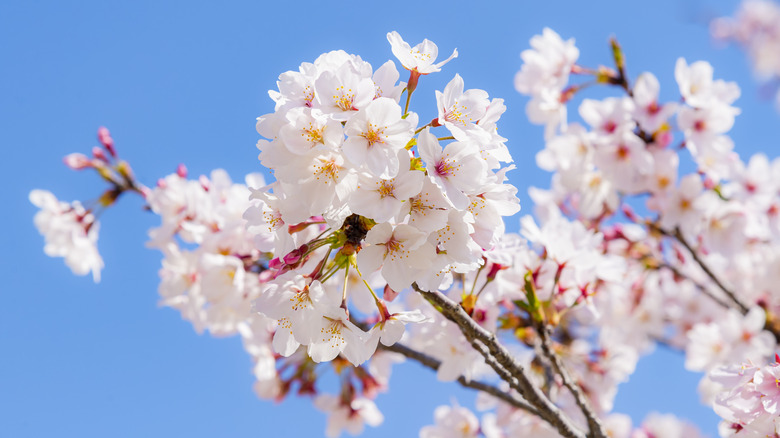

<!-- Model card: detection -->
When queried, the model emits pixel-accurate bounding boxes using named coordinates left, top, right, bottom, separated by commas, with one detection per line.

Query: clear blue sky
left=2, top=1, right=777, bottom=436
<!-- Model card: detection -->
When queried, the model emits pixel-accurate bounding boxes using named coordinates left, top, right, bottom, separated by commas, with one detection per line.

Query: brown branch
left=648, top=224, right=780, bottom=342
left=669, top=227, right=749, bottom=313
left=381, top=341, right=540, bottom=416
left=654, top=262, right=733, bottom=310
left=412, top=283, right=587, bottom=438
left=536, top=322, right=607, bottom=438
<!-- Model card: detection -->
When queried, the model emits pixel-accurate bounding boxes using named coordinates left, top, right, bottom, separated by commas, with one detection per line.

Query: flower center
left=304, top=86, right=314, bottom=107
left=385, top=237, right=401, bottom=254
left=435, top=159, right=455, bottom=177
left=616, top=144, right=630, bottom=160
left=290, top=285, right=311, bottom=311
left=302, top=123, right=324, bottom=144
left=444, top=102, right=470, bottom=126
left=333, top=86, right=355, bottom=112
left=319, top=318, right=346, bottom=346
left=361, top=123, right=385, bottom=147
left=314, top=158, right=340, bottom=182
left=378, top=180, right=395, bottom=198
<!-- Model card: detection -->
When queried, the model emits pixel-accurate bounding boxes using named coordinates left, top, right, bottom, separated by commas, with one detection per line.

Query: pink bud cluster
left=30, top=127, right=142, bottom=283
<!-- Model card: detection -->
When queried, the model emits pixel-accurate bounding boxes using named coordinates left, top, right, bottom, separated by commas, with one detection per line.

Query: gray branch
left=536, top=321, right=607, bottom=438
left=670, top=227, right=749, bottom=314
left=412, top=283, right=588, bottom=438
left=380, top=341, right=540, bottom=416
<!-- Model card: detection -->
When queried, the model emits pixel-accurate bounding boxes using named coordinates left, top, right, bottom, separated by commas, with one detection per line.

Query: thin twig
left=536, top=323, right=607, bottom=438
left=381, top=342, right=540, bottom=416
left=650, top=224, right=749, bottom=313
left=654, top=262, right=733, bottom=310
left=648, top=224, right=780, bottom=342
left=672, top=227, right=749, bottom=313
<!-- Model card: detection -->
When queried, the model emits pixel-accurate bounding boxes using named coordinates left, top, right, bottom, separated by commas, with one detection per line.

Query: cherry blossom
left=419, top=404, right=480, bottom=438
left=30, top=24, right=780, bottom=438
left=417, top=129, right=487, bottom=209
left=357, top=223, right=435, bottom=293
left=30, top=190, right=103, bottom=282
left=386, top=31, right=457, bottom=75
left=342, top=97, right=416, bottom=178
left=314, top=394, right=384, bottom=438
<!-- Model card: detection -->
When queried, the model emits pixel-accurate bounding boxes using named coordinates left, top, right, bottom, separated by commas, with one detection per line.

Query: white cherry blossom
left=357, top=223, right=434, bottom=292
left=514, top=27, right=579, bottom=96
left=30, top=189, right=103, bottom=282
left=342, top=97, right=416, bottom=178
left=348, top=156, right=424, bottom=223
left=417, top=129, right=487, bottom=209
left=314, top=395, right=384, bottom=438
left=419, top=404, right=480, bottom=438
left=435, top=74, right=490, bottom=141
left=386, top=31, right=457, bottom=75
left=278, top=107, right=343, bottom=155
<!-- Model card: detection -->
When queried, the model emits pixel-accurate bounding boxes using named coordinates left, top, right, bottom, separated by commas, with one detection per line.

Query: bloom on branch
left=30, top=189, right=103, bottom=282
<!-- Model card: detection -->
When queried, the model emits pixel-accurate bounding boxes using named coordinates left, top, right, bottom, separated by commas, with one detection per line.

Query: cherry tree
left=29, top=2, right=780, bottom=437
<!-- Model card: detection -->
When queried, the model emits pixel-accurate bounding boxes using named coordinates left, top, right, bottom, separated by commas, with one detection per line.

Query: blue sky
left=2, top=1, right=778, bottom=436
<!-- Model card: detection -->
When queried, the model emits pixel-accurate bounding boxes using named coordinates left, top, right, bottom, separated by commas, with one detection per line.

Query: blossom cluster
left=249, top=31, right=520, bottom=370
left=516, top=26, right=780, bottom=438
left=28, top=23, right=780, bottom=438
left=29, top=127, right=131, bottom=283
left=29, top=189, right=103, bottom=282
left=146, top=167, right=267, bottom=336
left=417, top=400, right=708, bottom=438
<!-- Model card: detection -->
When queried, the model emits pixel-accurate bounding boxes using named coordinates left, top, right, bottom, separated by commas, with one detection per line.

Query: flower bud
left=92, top=146, right=108, bottom=163
left=97, top=126, right=116, bottom=157
left=63, top=153, right=92, bottom=170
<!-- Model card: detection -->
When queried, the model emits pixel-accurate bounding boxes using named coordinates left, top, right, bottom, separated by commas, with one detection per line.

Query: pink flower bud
left=92, top=146, right=108, bottom=162
left=97, top=126, right=116, bottom=157
left=486, top=263, right=506, bottom=281
left=268, top=257, right=283, bottom=270
left=63, top=153, right=92, bottom=170
left=282, top=244, right=308, bottom=265
left=176, top=163, right=188, bottom=178
left=406, top=70, right=420, bottom=93
left=199, top=175, right=210, bottom=191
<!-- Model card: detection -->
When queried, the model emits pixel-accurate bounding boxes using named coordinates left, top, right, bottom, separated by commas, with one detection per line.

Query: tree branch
left=669, top=227, right=749, bottom=313
left=648, top=224, right=780, bottom=342
left=536, top=322, right=607, bottom=438
left=380, top=341, right=540, bottom=416
left=654, top=262, right=733, bottom=310
left=413, top=283, right=588, bottom=438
